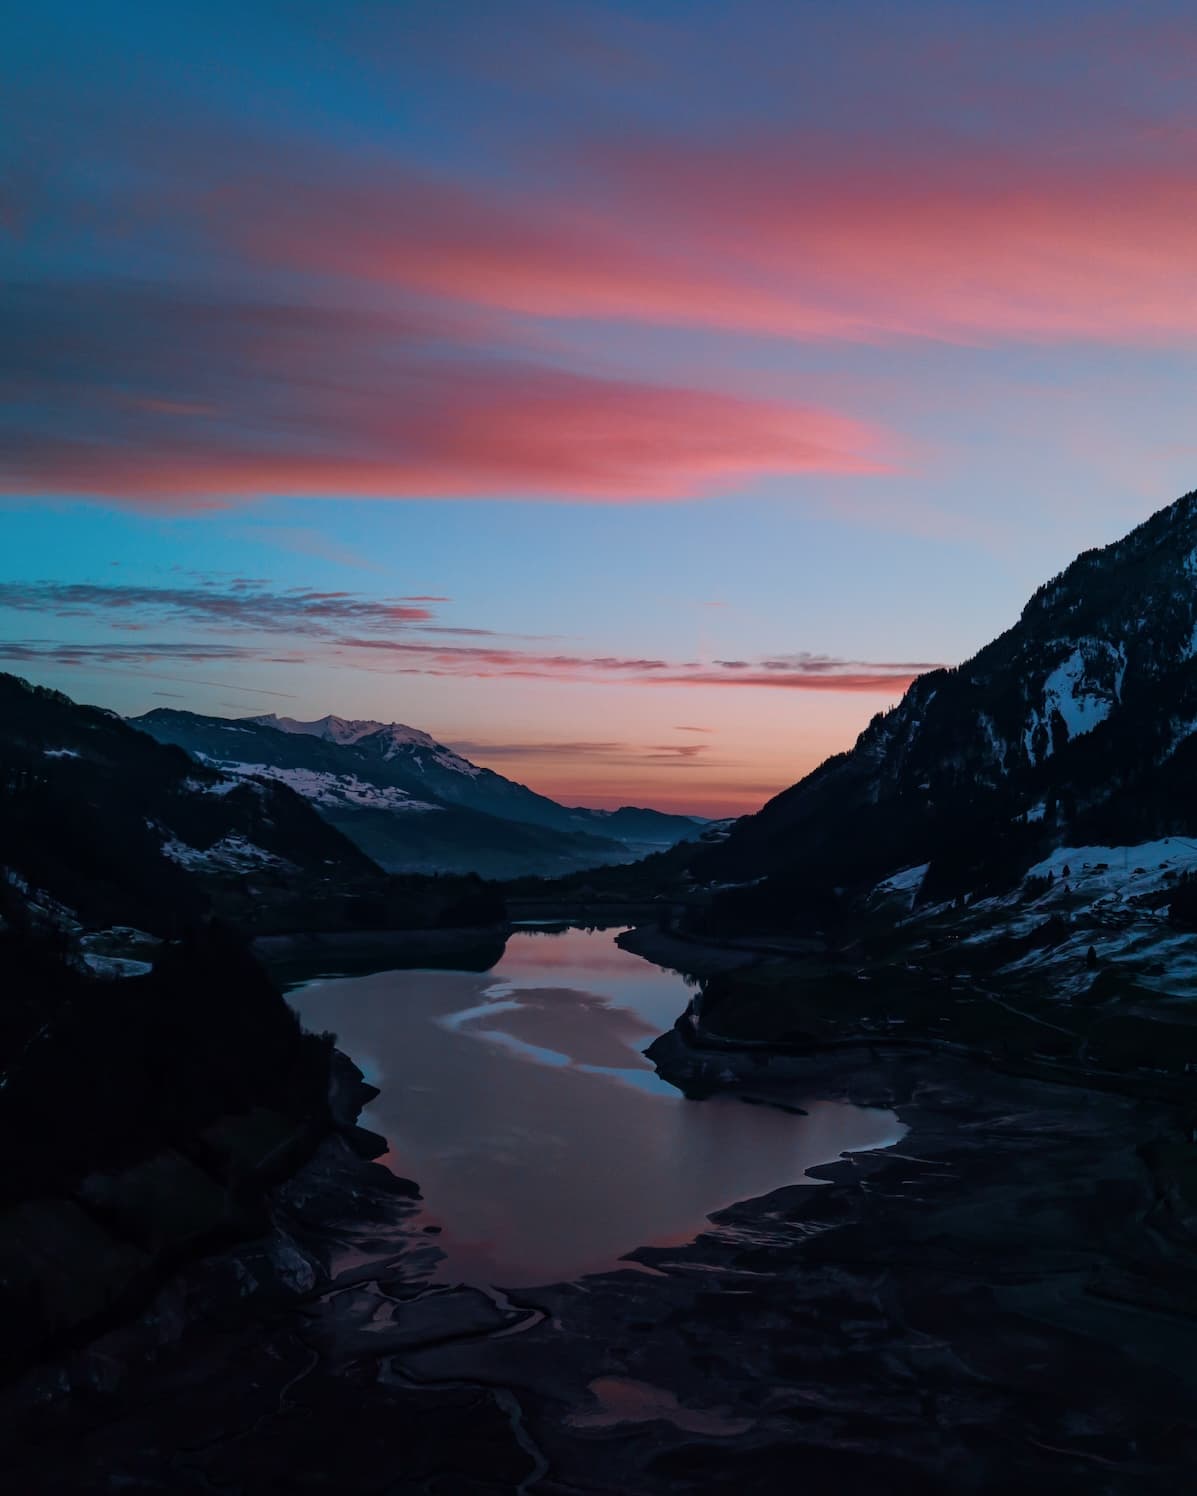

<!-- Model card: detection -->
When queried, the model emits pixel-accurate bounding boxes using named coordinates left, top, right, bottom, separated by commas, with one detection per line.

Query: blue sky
left=4, top=1, right=1196, bottom=811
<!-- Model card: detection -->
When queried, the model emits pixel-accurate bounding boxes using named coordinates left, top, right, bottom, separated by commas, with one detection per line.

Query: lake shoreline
left=7, top=927, right=1197, bottom=1491
left=283, top=928, right=898, bottom=1287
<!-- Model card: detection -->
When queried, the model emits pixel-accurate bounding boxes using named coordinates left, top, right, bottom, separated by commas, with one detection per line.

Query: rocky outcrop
left=0, top=1094, right=336, bottom=1376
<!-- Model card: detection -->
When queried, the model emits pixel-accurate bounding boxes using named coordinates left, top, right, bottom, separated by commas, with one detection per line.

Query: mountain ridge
left=697, top=485, right=1197, bottom=921
left=133, top=708, right=706, bottom=878
left=253, top=712, right=461, bottom=760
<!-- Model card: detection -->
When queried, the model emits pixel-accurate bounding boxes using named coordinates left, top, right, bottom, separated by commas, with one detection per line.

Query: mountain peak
left=250, top=713, right=438, bottom=750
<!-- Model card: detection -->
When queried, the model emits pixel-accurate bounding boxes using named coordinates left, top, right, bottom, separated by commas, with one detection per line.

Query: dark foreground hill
left=0, top=674, right=507, bottom=938
left=0, top=677, right=502, bottom=1374
left=0, top=673, right=378, bottom=935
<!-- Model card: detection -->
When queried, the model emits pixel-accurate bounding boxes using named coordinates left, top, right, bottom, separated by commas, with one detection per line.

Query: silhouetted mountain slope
left=0, top=877, right=350, bottom=1375
left=0, top=674, right=378, bottom=935
left=698, top=487, right=1197, bottom=923
left=132, top=709, right=705, bottom=877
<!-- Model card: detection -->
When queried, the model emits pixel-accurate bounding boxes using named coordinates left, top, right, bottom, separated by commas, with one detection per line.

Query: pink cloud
left=2, top=284, right=888, bottom=503
left=222, top=143, right=1197, bottom=346
left=231, top=168, right=861, bottom=339
left=587, top=144, right=1197, bottom=344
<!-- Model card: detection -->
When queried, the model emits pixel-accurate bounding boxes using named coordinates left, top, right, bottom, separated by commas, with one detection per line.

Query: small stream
left=288, top=925, right=902, bottom=1287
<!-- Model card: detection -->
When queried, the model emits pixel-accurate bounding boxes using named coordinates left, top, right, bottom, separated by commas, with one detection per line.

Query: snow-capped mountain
left=701, top=486, right=1197, bottom=910
left=258, top=713, right=465, bottom=762
left=132, top=709, right=706, bottom=879
left=251, top=713, right=509, bottom=810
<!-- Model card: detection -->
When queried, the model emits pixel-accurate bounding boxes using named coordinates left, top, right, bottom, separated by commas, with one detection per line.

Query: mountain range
left=0, top=675, right=505, bottom=946
left=131, top=710, right=706, bottom=878
left=14, top=486, right=1197, bottom=936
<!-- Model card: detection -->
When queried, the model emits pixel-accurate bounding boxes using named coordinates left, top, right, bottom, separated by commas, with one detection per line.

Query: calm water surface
left=287, top=926, right=902, bottom=1287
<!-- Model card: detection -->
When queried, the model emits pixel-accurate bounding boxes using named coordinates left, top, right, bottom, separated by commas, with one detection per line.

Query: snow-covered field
left=873, top=837, right=1197, bottom=1003
left=1025, top=839, right=1197, bottom=890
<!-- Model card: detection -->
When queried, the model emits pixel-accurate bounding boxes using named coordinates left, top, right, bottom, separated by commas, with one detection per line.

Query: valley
left=7, top=491, right=1197, bottom=1490
left=10, top=7, right=1197, bottom=1490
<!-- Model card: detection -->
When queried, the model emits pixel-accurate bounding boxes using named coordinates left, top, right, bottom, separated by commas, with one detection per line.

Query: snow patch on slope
left=1043, top=649, right=1113, bottom=738
left=198, top=759, right=441, bottom=813
left=411, top=743, right=482, bottom=778
left=83, top=952, right=154, bottom=979
left=183, top=775, right=241, bottom=797
left=161, top=833, right=292, bottom=873
left=1024, top=643, right=1123, bottom=765
left=871, top=863, right=930, bottom=912
left=879, top=863, right=931, bottom=894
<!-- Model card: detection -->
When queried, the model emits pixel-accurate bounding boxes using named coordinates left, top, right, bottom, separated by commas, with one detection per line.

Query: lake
left=287, top=925, right=903, bottom=1287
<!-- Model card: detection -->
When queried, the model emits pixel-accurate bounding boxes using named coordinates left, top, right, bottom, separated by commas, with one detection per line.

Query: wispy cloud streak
left=0, top=580, right=434, bottom=632
left=0, top=581, right=943, bottom=692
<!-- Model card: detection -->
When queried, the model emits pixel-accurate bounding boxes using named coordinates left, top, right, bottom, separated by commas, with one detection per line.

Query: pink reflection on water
left=289, top=929, right=903, bottom=1287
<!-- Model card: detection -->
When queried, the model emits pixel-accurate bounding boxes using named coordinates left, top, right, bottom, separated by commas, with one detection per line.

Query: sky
left=3, top=1, right=1197, bottom=815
